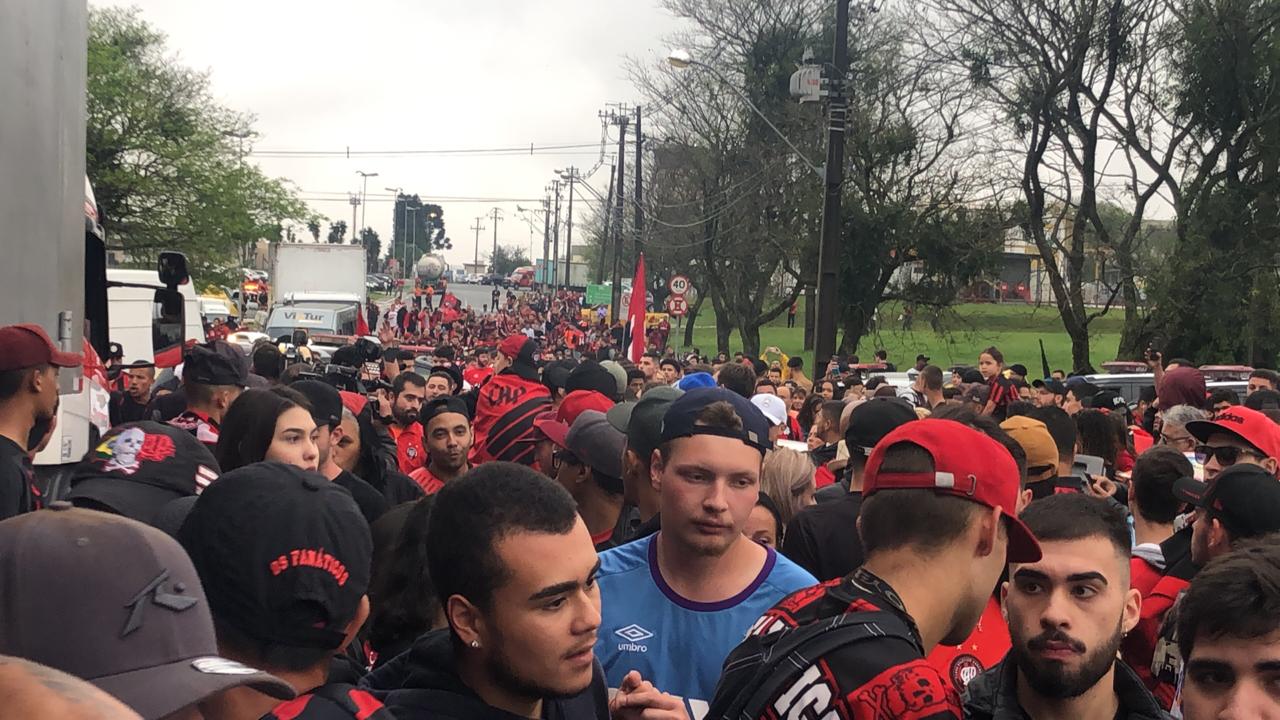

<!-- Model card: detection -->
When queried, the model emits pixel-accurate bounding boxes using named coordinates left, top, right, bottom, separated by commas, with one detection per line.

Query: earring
left=470, top=639, right=480, bottom=648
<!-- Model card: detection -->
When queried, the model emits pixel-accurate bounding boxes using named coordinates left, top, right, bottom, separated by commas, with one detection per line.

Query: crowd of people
left=2, top=308, right=1280, bottom=720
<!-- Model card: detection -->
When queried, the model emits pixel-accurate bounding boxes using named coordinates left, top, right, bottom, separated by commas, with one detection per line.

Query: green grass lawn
left=671, top=301, right=1124, bottom=372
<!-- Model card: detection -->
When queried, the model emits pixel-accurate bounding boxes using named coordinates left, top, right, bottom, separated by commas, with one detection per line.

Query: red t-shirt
left=926, top=595, right=1010, bottom=694
left=408, top=465, right=445, bottom=495
left=388, top=422, right=425, bottom=475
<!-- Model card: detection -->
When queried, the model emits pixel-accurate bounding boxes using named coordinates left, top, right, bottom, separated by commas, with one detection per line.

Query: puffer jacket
left=963, top=654, right=1169, bottom=720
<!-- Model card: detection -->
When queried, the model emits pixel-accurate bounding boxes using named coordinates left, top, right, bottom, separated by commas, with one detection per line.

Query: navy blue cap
left=658, top=387, right=772, bottom=454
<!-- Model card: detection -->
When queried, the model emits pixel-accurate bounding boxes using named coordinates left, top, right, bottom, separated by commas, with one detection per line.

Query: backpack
left=706, top=584, right=918, bottom=720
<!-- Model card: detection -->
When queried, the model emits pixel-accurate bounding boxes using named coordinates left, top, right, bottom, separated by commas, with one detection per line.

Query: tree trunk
left=715, top=319, right=733, bottom=354
left=803, top=285, right=815, bottom=351
left=740, top=322, right=762, bottom=357
left=683, top=292, right=705, bottom=348
left=1116, top=269, right=1146, bottom=360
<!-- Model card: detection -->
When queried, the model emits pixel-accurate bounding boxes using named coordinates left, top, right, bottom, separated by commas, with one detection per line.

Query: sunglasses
left=551, top=449, right=580, bottom=471
left=1195, top=445, right=1263, bottom=466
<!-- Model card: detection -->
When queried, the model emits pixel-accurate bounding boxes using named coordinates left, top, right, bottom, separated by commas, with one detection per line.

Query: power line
left=250, top=142, right=602, bottom=158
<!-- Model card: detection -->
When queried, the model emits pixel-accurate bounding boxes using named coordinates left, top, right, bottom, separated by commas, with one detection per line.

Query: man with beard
left=386, top=372, right=427, bottom=475
left=361, top=462, right=685, bottom=719
left=595, top=388, right=816, bottom=716
left=0, top=324, right=81, bottom=519
left=707, top=419, right=1038, bottom=720
left=964, top=494, right=1163, bottom=720
left=409, top=396, right=472, bottom=495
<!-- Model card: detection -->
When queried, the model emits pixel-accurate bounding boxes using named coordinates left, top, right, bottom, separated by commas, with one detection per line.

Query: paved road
left=380, top=282, right=528, bottom=313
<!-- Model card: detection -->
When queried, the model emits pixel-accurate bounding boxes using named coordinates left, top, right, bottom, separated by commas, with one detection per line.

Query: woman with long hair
left=214, top=386, right=319, bottom=472
left=759, top=448, right=817, bottom=531
left=367, top=497, right=442, bottom=666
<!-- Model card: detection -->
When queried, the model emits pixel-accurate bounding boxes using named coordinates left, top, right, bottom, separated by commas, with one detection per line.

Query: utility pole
left=356, top=170, right=378, bottom=246
left=596, top=164, right=616, bottom=284
left=489, top=207, right=503, bottom=271
left=562, top=167, right=576, bottom=290
left=814, top=0, right=850, bottom=372
left=605, top=106, right=629, bottom=323
left=541, top=194, right=551, bottom=288
left=349, top=194, right=359, bottom=244
left=550, top=181, right=563, bottom=288
left=470, top=217, right=485, bottom=266
left=633, top=105, right=644, bottom=254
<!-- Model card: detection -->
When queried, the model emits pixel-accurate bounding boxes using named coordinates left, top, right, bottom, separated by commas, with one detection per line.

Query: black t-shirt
left=0, top=435, right=35, bottom=521
left=110, top=391, right=151, bottom=426
left=715, top=568, right=962, bottom=719
left=782, top=491, right=864, bottom=582
left=262, top=684, right=395, bottom=719
left=333, top=470, right=392, bottom=526
left=1028, top=476, right=1088, bottom=500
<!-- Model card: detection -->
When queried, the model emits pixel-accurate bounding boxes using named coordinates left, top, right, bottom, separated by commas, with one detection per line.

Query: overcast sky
left=99, top=0, right=685, bottom=268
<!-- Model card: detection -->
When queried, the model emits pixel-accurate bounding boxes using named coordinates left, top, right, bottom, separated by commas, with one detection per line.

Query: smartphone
left=1074, top=454, right=1106, bottom=478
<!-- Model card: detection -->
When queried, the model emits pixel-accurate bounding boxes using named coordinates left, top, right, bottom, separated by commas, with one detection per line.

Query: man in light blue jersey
left=595, top=387, right=817, bottom=718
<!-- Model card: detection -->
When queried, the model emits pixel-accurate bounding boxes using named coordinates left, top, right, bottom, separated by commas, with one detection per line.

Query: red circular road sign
left=666, top=295, right=689, bottom=316
left=668, top=275, right=691, bottom=296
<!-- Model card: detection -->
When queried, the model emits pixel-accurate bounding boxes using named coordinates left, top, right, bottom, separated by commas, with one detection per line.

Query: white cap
left=751, top=393, right=788, bottom=426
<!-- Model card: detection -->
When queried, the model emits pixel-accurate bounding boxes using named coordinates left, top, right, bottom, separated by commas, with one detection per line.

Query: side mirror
left=152, top=288, right=186, bottom=358
left=157, top=251, right=190, bottom=288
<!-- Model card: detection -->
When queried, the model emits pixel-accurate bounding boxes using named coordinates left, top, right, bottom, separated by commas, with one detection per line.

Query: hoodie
left=361, top=629, right=610, bottom=720
left=963, top=654, right=1169, bottom=720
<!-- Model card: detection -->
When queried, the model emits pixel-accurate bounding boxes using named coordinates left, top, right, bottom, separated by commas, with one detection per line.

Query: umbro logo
left=616, top=624, right=655, bottom=642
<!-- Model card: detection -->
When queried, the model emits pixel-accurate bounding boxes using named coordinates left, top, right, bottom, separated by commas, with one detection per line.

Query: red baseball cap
left=1186, top=406, right=1280, bottom=460
left=532, top=410, right=569, bottom=449
left=0, top=323, right=82, bottom=371
left=557, top=390, right=614, bottom=427
left=865, top=419, right=1041, bottom=562
left=498, top=334, right=531, bottom=359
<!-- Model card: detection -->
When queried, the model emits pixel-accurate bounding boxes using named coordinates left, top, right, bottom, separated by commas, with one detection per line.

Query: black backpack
left=706, top=585, right=918, bottom=720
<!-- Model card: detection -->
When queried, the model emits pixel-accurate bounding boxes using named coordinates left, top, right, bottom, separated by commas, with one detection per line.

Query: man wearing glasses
left=1156, top=405, right=1207, bottom=454
left=1184, top=405, right=1280, bottom=481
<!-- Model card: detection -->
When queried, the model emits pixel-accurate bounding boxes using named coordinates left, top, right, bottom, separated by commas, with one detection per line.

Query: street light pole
left=356, top=171, right=378, bottom=253
left=471, top=216, right=485, bottom=267
left=814, top=0, right=850, bottom=373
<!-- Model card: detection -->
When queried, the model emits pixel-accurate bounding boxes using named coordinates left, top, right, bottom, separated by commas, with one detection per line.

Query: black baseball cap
left=108, top=341, right=125, bottom=359
left=607, top=386, right=683, bottom=460
left=845, top=397, right=918, bottom=455
left=543, top=359, right=576, bottom=391
left=291, top=379, right=343, bottom=428
left=1174, top=464, right=1280, bottom=539
left=1089, top=389, right=1128, bottom=413
left=1009, top=364, right=1029, bottom=377
left=659, top=387, right=771, bottom=455
left=183, top=341, right=248, bottom=386
left=421, top=395, right=470, bottom=426
left=177, top=463, right=373, bottom=651
left=0, top=505, right=293, bottom=719
left=566, top=359, right=617, bottom=398
left=67, top=422, right=220, bottom=526
left=1032, top=378, right=1067, bottom=395
left=915, top=354, right=930, bottom=362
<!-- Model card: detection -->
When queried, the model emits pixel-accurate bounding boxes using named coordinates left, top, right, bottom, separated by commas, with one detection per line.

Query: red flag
left=356, top=308, right=371, bottom=336
left=627, top=253, right=646, bottom=362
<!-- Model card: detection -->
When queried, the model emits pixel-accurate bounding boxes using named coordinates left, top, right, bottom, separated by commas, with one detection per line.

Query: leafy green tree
left=327, top=221, right=347, bottom=244
left=86, top=7, right=310, bottom=285
left=359, top=228, right=382, bottom=273
left=1142, top=0, right=1280, bottom=364
left=306, top=220, right=321, bottom=242
left=489, top=245, right=531, bottom=276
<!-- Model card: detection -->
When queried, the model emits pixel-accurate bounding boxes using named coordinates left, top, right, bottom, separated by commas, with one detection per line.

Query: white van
left=107, top=268, right=206, bottom=363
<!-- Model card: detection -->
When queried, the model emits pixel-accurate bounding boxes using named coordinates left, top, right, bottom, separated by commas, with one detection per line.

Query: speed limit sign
left=668, top=275, right=691, bottom=296
left=666, top=296, right=689, bottom=316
